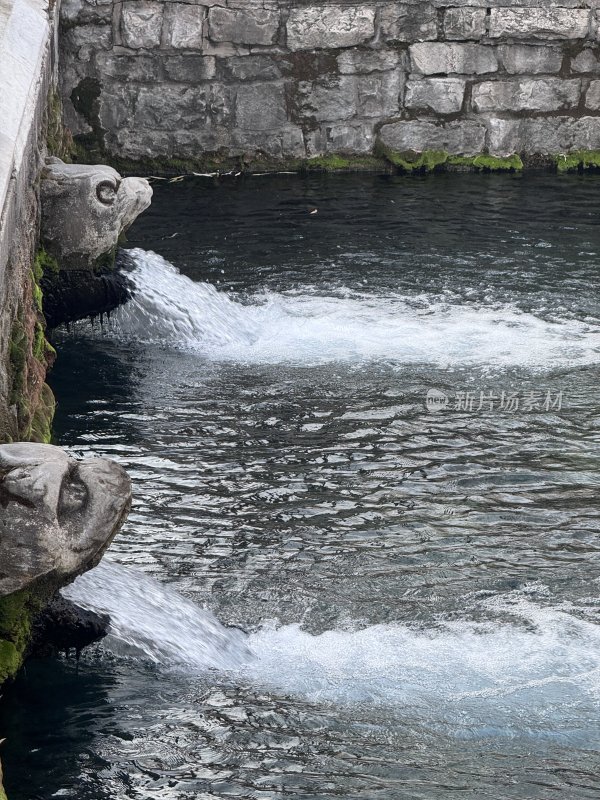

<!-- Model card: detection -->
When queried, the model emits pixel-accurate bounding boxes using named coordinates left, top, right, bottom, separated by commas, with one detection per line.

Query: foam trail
left=101, top=249, right=600, bottom=368
left=65, top=563, right=600, bottom=733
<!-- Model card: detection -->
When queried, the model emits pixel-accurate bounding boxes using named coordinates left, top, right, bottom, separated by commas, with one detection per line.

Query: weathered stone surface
left=410, top=43, right=498, bottom=75
left=95, top=52, right=160, bottom=82
left=444, top=7, right=487, bottom=40
left=0, top=443, right=131, bottom=597
left=473, top=78, right=581, bottom=112
left=58, top=0, right=600, bottom=166
left=585, top=79, right=600, bottom=108
left=489, top=8, right=590, bottom=40
left=572, top=48, right=600, bottom=73
left=306, top=120, right=376, bottom=155
left=379, top=2, right=437, bottom=43
left=164, top=3, right=205, bottom=50
left=405, top=78, right=466, bottom=114
left=163, top=54, right=216, bottom=82
left=120, top=1, right=163, bottom=49
left=287, top=6, right=375, bottom=51
left=296, top=75, right=358, bottom=122
left=499, top=44, right=563, bottom=74
left=219, top=54, right=281, bottom=82
left=488, top=116, right=600, bottom=155
left=337, top=48, right=400, bottom=75
left=40, top=158, right=152, bottom=269
left=208, top=6, right=279, bottom=46
left=236, top=82, right=288, bottom=130
left=379, top=119, right=486, bottom=155
left=357, top=72, right=402, bottom=117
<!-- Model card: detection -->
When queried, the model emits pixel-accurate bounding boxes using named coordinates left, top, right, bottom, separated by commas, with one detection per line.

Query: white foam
left=65, top=563, right=600, bottom=733
left=102, top=249, right=600, bottom=368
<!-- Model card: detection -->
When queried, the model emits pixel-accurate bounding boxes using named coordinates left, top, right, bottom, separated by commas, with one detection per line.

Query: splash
left=65, top=562, right=600, bottom=736
left=96, top=249, right=600, bottom=368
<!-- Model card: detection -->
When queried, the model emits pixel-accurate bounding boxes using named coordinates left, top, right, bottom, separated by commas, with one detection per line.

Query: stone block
left=489, top=8, right=590, bottom=40
left=95, top=52, right=160, bottom=82
left=296, top=75, right=358, bottom=122
left=410, top=43, right=498, bottom=75
left=287, top=6, right=375, bottom=51
left=236, top=82, right=288, bottom=130
left=572, top=48, right=600, bottom=73
left=306, top=121, right=376, bottom=155
left=379, top=119, right=486, bottom=155
left=379, top=3, right=437, bottom=43
left=219, top=55, right=281, bottom=82
left=405, top=78, right=466, bottom=114
left=585, top=80, right=600, bottom=109
left=120, top=2, right=163, bottom=50
left=444, top=8, right=487, bottom=41
left=162, top=55, right=216, bottom=82
left=499, top=44, right=563, bottom=74
left=473, top=78, right=581, bottom=112
left=208, top=6, right=279, bottom=46
left=133, top=82, right=235, bottom=128
left=487, top=116, right=600, bottom=156
left=338, top=48, right=401, bottom=74
left=357, top=71, right=403, bottom=117
left=164, top=4, right=205, bottom=50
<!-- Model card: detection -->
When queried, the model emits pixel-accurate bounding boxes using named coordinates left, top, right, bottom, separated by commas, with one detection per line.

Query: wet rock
left=40, top=158, right=152, bottom=270
left=30, top=595, right=109, bottom=658
left=41, top=259, right=132, bottom=329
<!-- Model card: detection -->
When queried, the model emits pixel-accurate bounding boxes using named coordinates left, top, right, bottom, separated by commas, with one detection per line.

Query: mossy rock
left=0, top=588, right=46, bottom=685
left=303, top=154, right=388, bottom=173
left=554, top=150, right=600, bottom=173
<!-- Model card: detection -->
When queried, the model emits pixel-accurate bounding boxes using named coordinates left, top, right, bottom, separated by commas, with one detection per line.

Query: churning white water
left=65, top=563, right=600, bottom=731
left=105, top=249, right=600, bottom=368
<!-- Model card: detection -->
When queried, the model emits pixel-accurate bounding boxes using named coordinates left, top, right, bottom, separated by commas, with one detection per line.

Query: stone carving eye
left=96, top=180, right=118, bottom=206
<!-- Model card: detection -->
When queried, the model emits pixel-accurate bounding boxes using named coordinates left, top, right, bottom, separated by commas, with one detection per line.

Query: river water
left=2, top=173, right=600, bottom=798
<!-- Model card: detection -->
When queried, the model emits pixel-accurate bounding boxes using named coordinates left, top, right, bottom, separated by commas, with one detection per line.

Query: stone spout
left=40, top=157, right=152, bottom=269
left=0, top=443, right=131, bottom=684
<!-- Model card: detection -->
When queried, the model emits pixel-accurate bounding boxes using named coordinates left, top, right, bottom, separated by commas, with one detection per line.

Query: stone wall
left=59, top=0, right=600, bottom=167
left=0, top=0, right=57, bottom=443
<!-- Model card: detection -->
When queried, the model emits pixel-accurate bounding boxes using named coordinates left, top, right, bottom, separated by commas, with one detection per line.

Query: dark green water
left=2, top=173, right=600, bottom=799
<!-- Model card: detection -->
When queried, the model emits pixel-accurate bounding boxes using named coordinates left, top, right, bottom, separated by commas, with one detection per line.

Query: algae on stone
left=554, top=150, right=600, bottom=173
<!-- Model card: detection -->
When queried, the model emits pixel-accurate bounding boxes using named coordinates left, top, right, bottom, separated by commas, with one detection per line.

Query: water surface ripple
left=2, top=173, right=600, bottom=799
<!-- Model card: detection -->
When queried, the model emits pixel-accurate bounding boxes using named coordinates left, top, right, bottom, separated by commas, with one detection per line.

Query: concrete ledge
left=0, top=0, right=50, bottom=220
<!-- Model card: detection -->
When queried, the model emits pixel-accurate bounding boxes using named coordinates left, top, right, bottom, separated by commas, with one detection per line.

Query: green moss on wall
left=7, top=251, right=57, bottom=444
left=554, top=150, right=600, bottom=173
left=28, top=383, right=55, bottom=444
left=0, top=589, right=45, bottom=685
left=375, top=144, right=524, bottom=174
left=448, top=153, right=524, bottom=172
left=303, top=154, right=387, bottom=172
